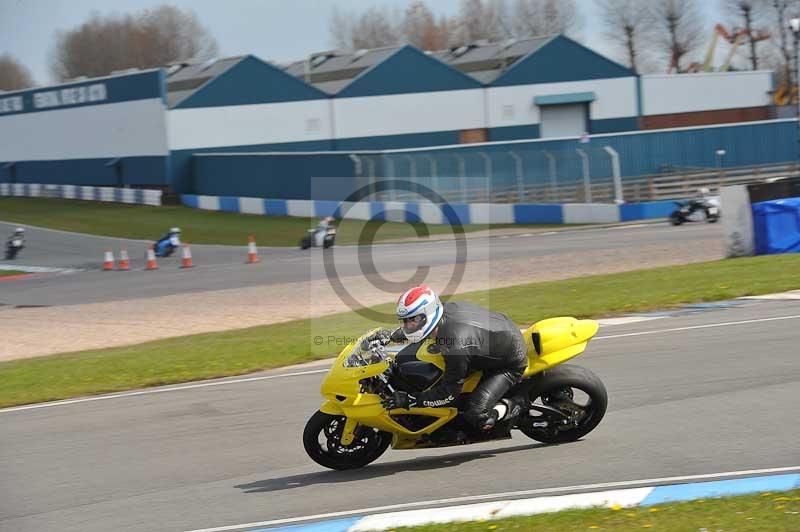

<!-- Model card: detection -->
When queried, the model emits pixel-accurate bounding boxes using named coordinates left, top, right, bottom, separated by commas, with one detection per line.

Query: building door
left=540, top=104, right=587, bottom=138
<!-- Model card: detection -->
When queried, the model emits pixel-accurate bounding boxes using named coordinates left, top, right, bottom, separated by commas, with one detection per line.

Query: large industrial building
left=0, top=34, right=785, bottom=197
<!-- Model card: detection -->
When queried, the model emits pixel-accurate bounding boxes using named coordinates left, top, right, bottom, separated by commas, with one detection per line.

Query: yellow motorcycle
left=303, top=317, right=606, bottom=470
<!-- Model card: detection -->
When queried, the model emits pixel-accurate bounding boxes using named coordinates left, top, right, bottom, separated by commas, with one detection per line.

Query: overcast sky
left=1, top=0, right=717, bottom=86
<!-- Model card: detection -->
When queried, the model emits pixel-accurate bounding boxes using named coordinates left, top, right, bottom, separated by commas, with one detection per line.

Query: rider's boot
left=482, top=396, right=525, bottom=431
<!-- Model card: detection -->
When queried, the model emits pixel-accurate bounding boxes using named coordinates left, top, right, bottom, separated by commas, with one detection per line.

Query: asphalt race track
left=2, top=299, right=798, bottom=532
left=0, top=220, right=722, bottom=306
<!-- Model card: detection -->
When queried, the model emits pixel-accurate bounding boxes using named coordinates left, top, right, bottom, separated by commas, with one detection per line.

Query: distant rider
left=155, top=227, right=181, bottom=256
left=314, top=216, right=335, bottom=246
left=7, top=227, right=25, bottom=248
left=369, top=285, right=528, bottom=432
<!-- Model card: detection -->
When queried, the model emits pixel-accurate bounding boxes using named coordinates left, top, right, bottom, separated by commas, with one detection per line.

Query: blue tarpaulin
left=752, top=196, right=800, bottom=254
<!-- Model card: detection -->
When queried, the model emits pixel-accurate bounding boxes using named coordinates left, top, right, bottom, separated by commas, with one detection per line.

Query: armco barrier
left=181, top=194, right=676, bottom=225
left=0, top=183, right=162, bottom=206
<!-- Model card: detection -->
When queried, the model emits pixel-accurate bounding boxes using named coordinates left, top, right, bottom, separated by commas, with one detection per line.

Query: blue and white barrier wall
left=181, top=194, right=676, bottom=224
left=0, top=183, right=162, bottom=206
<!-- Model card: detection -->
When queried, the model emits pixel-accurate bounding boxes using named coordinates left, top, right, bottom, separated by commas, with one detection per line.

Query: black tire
left=303, top=411, right=391, bottom=470
left=669, top=212, right=684, bottom=226
left=323, top=236, right=334, bottom=249
left=300, top=237, right=311, bottom=250
left=520, top=364, right=607, bottom=444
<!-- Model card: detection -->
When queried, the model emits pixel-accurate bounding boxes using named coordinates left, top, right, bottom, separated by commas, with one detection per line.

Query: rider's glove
left=362, top=328, right=404, bottom=350
left=382, top=390, right=417, bottom=410
left=389, top=327, right=407, bottom=343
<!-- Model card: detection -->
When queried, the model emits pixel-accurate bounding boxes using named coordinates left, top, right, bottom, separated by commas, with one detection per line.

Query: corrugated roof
left=165, top=56, right=246, bottom=108
left=284, top=36, right=558, bottom=92
left=433, top=36, right=554, bottom=82
left=282, top=46, right=403, bottom=94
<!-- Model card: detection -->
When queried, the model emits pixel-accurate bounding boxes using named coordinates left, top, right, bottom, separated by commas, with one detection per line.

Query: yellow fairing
left=522, top=317, right=599, bottom=377
left=318, top=334, right=461, bottom=448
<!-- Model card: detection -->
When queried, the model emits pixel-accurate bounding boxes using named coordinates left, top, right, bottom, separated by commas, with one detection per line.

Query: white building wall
left=487, top=77, right=638, bottom=129
left=641, top=71, right=773, bottom=116
left=0, top=98, right=168, bottom=161
left=167, top=99, right=331, bottom=150
left=333, top=89, right=485, bottom=139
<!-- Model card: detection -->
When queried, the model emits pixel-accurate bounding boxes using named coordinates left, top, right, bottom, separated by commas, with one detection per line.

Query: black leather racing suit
left=412, top=301, right=528, bottom=429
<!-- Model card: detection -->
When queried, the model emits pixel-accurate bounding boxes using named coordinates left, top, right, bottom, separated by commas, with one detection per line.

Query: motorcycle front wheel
left=303, top=411, right=391, bottom=470
left=520, top=364, right=607, bottom=444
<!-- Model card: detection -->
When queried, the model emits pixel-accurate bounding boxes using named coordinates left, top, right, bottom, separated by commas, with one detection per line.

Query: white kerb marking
left=180, top=466, right=800, bottom=532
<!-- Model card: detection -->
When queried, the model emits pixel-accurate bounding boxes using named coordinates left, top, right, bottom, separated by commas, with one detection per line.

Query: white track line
left=595, top=314, right=800, bottom=340
left=182, top=466, right=800, bottom=532
left=0, top=368, right=329, bottom=414
left=5, top=313, right=800, bottom=414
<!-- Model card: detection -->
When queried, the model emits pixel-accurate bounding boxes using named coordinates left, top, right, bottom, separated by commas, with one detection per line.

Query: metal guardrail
left=383, top=162, right=800, bottom=204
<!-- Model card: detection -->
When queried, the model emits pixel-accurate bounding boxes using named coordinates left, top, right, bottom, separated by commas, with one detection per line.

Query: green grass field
left=1, top=254, right=798, bottom=408
left=393, top=489, right=800, bottom=532
left=0, top=269, right=26, bottom=277
left=0, top=197, right=559, bottom=246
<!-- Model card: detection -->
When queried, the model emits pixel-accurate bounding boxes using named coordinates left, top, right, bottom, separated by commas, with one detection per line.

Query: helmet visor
left=401, top=314, right=426, bottom=335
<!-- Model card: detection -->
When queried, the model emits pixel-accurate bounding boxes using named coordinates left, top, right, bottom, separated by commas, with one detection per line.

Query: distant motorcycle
left=301, top=217, right=337, bottom=250
left=670, top=191, right=720, bottom=226
left=155, top=227, right=182, bottom=257
left=5, top=228, right=25, bottom=260
left=301, top=226, right=336, bottom=250
left=5, top=237, right=24, bottom=260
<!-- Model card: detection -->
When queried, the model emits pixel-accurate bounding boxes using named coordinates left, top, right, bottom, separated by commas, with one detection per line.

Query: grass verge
left=0, top=197, right=557, bottom=246
left=1, top=255, right=799, bottom=407
left=0, top=270, right=26, bottom=277
left=394, top=489, right=800, bottom=532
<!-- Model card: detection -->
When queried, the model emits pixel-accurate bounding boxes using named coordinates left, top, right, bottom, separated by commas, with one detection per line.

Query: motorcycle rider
left=155, top=227, right=181, bottom=256
left=6, top=227, right=25, bottom=249
left=372, top=285, right=528, bottom=432
left=313, top=216, right=335, bottom=247
left=7, top=227, right=24, bottom=243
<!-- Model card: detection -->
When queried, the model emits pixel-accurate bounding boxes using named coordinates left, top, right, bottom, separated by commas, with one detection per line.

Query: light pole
left=715, top=149, right=726, bottom=169
left=790, top=18, right=800, bottom=161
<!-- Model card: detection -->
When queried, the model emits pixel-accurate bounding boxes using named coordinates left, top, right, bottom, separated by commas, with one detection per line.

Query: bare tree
left=329, top=6, right=401, bottom=50
left=597, top=0, right=650, bottom=72
left=329, top=6, right=353, bottom=50
left=0, top=54, right=35, bottom=91
left=49, top=5, right=218, bottom=81
left=511, top=0, right=581, bottom=40
left=761, top=0, right=800, bottom=83
left=403, top=2, right=453, bottom=50
left=722, top=0, right=772, bottom=70
left=450, top=0, right=510, bottom=44
left=648, top=0, right=706, bottom=73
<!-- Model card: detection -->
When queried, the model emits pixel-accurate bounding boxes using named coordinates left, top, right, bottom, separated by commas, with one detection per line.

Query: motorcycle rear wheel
left=669, top=213, right=684, bottom=226
left=520, top=364, right=607, bottom=444
left=303, top=411, right=391, bottom=470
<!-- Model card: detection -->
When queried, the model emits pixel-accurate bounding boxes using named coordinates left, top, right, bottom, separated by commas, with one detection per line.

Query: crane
left=682, top=23, right=770, bottom=73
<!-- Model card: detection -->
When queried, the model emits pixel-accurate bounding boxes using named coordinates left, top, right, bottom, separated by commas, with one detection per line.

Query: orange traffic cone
left=180, top=243, right=193, bottom=269
left=246, top=235, right=259, bottom=264
left=118, top=247, right=130, bottom=271
left=103, top=248, right=116, bottom=271
left=145, top=245, right=159, bottom=270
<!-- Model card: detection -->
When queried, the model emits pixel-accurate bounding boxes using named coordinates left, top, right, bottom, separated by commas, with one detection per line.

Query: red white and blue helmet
left=396, top=285, right=443, bottom=343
